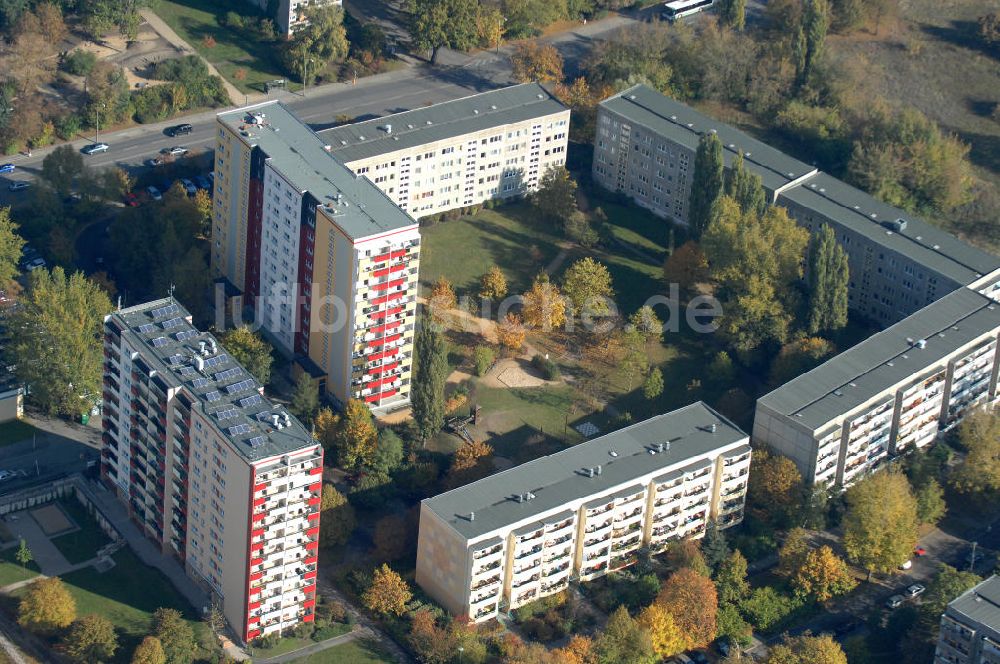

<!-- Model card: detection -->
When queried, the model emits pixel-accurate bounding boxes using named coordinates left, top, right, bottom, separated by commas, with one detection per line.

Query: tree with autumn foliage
left=510, top=42, right=564, bottom=83
left=792, top=545, right=857, bottom=602
left=594, top=606, right=656, bottom=664
left=18, top=577, right=76, bottom=635
left=219, top=325, right=273, bottom=385
left=554, top=76, right=614, bottom=142
left=429, top=276, right=457, bottom=318
left=663, top=241, right=708, bottom=296
left=657, top=567, right=718, bottom=651
left=638, top=603, right=685, bottom=659
left=552, top=635, right=595, bottom=664
left=130, top=636, right=166, bottom=664
left=716, top=550, right=750, bottom=604
left=61, top=614, right=118, bottom=663
left=951, top=410, right=1000, bottom=495
left=497, top=313, right=526, bottom=355
left=479, top=264, right=508, bottom=301
left=777, top=527, right=811, bottom=579
left=446, top=440, right=494, bottom=488
left=747, top=448, right=805, bottom=528
left=522, top=273, right=567, bottom=331
left=362, top=564, right=411, bottom=616
left=562, top=257, right=615, bottom=317
left=663, top=539, right=711, bottom=577
left=767, top=633, right=847, bottom=664
left=843, top=470, right=918, bottom=579
left=333, top=399, right=378, bottom=471
left=314, top=407, right=339, bottom=456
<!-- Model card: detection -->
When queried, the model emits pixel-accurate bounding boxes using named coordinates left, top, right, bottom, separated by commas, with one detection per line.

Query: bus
left=660, top=0, right=714, bottom=22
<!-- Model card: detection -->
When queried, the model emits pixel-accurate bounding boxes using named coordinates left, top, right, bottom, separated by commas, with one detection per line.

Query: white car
left=899, top=559, right=912, bottom=570
left=146, top=185, right=162, bottom=201
left=164, top=146, right=188, bottom=156
left=886, top=595, right=905, bottom=609
left=82, top=143, right=110, bottom=155
left=905, top=584, right=926, bottom=598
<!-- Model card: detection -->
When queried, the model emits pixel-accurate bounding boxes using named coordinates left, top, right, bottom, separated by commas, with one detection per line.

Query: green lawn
left=149, top=0, right=287, bottom=94
left=252, top=623, right=352, bottom=658
left=51, top=548, right=207, bottom=662
left=0, top=545, right=41, bottom=587
left=291, top=638, right=397, bottom=664
left=0, top=420, right=40, bottom=448
left=50, top=500, right=113, bottom=564
left=418, top=205, right=565, bottom=296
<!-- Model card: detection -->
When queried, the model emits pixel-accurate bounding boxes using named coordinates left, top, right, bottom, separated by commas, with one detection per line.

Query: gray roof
left=947, top=575, right=1000, bottom=633
left=318, top=83, right=568, bottom=163
left=423, top=402, right=748, bottom=541
left=600, top=84, right=818, bottom=193
left=757, top=287, right=1000, bottom=431
left=106, top=298, right=315, bottom=463
left=217, top=102, right=416, bottom=241
left=780, top=173, right=1000, bottom=285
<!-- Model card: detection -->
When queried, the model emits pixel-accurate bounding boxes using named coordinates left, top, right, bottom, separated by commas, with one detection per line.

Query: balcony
left=514, top=544, right=543, bottom=560
left=470, top=574, right=501, bottom=591
left=584, top=519, right=612, bottom=535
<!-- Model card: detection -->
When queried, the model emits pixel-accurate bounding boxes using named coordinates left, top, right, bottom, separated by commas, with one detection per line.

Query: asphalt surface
left=0, top=414, right=100, bottom=498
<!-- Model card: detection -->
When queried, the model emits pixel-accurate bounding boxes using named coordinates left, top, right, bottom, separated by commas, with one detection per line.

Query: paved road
left=0, top=413, right=99, bottom=498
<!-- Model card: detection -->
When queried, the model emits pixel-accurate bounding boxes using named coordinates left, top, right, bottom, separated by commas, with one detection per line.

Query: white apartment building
left=416, top=403, right=750, bottom=622
left=935, top=575, right=1000, bottom=664
left=101, top=298, right=323, bottom=644
left=212, top=101, right=420, bottom=412
left=594, top=85, right=1000, bottom=326
left=754, top=287, right=1000, bottom=488
left=319, top=83, right=570, bottom=218
left=246, top=0, right=343, bottom=37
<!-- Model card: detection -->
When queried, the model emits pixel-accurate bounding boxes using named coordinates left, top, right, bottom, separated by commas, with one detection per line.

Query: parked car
left=899, top=559, right=913, bottom=570
left=24, top=257, right=46, bottom=271
left=7, top=181, right=28, bottom=191
left=145, top=185, right=162, bottom=201
left=886, top=595, right=906, bottom=609
left=122, top=192, right=139, bottom=207
left=194, top=175, right=211, bottom=190
left=82, top=143, right=109, bottom=155
left=167, top=123, right=193, bottom=137
left=0, top=163, right=14, bottom=174
left=0, top=470, right=14, bottom=481
left=905, top=584, right=926, bottom=598
left=163, top=146, right=188, bottom=156
left=179, top=178, right=197, bottom=196
left=146, top=157, right=164, bottom=167
left=914, top=546, right=927, bottom=557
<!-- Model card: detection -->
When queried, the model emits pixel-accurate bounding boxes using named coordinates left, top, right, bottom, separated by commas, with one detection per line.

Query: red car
left=122, top=193, right=139, bottom=207
left=914, top=546, right=927, bottom=557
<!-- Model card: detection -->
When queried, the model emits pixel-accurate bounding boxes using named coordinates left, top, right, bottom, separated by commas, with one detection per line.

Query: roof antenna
left=116, top=295, right=122, bottom=311
left=168, top=283, right=176, bottom=299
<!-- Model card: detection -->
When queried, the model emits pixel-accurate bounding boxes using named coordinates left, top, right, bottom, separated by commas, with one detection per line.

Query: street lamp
left=457, top=646, right=464, bottom=664
left=302, top=54, right=315, bottom=95
left=95, top=103, right=105, bottom=144
left=496, top=16, right=507, bottom=54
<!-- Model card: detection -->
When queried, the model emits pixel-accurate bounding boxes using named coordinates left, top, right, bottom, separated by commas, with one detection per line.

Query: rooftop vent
left=469, top=511, right=475, bottom=521
left=744, top=152, right=751, bottom=158
left=686, top=123, right=694, bottom=128
left=407, top=124, right=414, bottom=129
left=596, top=465, right=602, bottom=476
left=358, top=135, right=365, bottom=140
left=709, top=128, right=717, bottom=134
left=728, top=144, right=736, bottom=149
left=382, top=124, right=392, bottom=134
left=710, top=423, right=717, bottom=433
left=670, top=115, right=677, bottom=120
left=426, top=120, right=432, bottom=125
left=883, top=218, right=907, bottom=232
left=915, top=339, right=927, bottom=349
left=657, top=442, right=668, bottom=453
left=490, top=104, right=497, bottom=110
left=833, top=390, right=843, bottom=397
left=629, top=95, right=636, bottom=100
left=609, top=450, right=619, bottom=458
left=473, top=109, right=479, bottom=114
left=537, top=93, right=544, bottom=99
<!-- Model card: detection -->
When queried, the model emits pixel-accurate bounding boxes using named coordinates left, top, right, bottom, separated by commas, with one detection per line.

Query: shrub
left=254, top=632, right=280, bottom=649
left=223, top=11, right=244, bottom=28
left=531, top=354, right=560, bottom=380
left=294, top=621, right=315, bottom=639
left=62, top=50, right=97, bottom=76
left=739, top=586, right=804, bottom=632
left=54, top=114, right=82, bottom=140
left=311, top=624, right=344, bottom=641
left=473, top=345, right=495, bottom=376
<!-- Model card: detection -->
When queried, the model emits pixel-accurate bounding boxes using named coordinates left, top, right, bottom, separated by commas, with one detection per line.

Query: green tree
left=980, top=13, right=1000, bottom=46
left=798, top=0, right=830, bottom=87
left=630, top=306, right=664, bottom=343
left=777, top=527, right=811, bottom=578
left=62, top=614, right=118, bottom=663
left=151, top=608, right=196, bottom=664
left=531, top=166, right=578, bottom=225
left=412, top=322, right=449, bottom=445
left=5, top=268, right=111, bottom=416
left=18, top=577, right=76, bottom=635
left=831, top=0, right=865, bottom=32
left=15, top=539, right=32, bottom=569
left=701, top=520, right=731, bottom=575
left=719, top=0, right=747, bottom=30
left=707, top=351, right=736, bottom=388
left=131, top=636, right=166, bottom=664
left=725, top=152, right=766, bottom=217
left=689, top=132, right=724, bottom=239
left=951, top=410, right=1000, bottom=494
left=407, top=0, right=479, bottom=64
left=561, top=257, right=615, bottom=316
left=843, top=471, right=918, bottom=579
left=621, top=327, right=649, bottom=391
left=643, top=367, right=664, bottom=400
left=283, top=4, right=349, bottom=84
left=806, top=224, right=849, bottom=334
left=473, top=345, right=495, bottom=376
left=288, top=373, right=319, bottom=422
left=41, top=145, right=84, bottom=196
left=0, top=207, right=25, bottom=290
left=371, top=428, right=405, bottom=474
left=914, top=478, right=946, bottom=526
left=770, top=337, right=836, bottom=387
left=219, top=326, right=273, bottom=385
left=319, top=484, right=356, bottom=548
left=594, top=606, right=656, bottom=664
left=716, top=550, right=750, bottom=604
left=334, top=399, right=378, bottom=471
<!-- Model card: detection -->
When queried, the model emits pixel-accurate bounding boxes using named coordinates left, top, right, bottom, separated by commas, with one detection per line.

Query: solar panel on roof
left=214, top=367, right=241, bottom=382
left=178, top=366, right=196, bottom=376
left=216, top=407, right=239, bottom=420
left=168, top=355, right=184, bottom=366
left=175, top=330, right=197, bottom=341
left=248, top=435, right=266, bottom=448
left=205, top=390, right=221, bottom=402
left=137, top=323, right=155, bottom=334
left=256, top=410, right=271, bottom=421
left=151, top=336, right=168, bottom=347
left=204, top=354, right=229, bottom=368
left=151, top=303, right=180, bottom=319
left=226, top=379, right=255, bottom=395
left=240, top=394, right=262, bottom=408
left=228, top=423, right=250, bottom=436
left=162, top=317, right=184, bottom=330
left=192, top=377, right=210, bottom=388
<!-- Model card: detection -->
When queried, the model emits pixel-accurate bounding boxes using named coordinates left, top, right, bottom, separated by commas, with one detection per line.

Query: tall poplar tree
left=412, top=322, right=449, bottom=445
left=724, top=152, right=767, bottom=218
left=719, top=0, right=747, bottom=30
left=806, top=224, right=849, bottom=334
left=688, top=132, right=724, bottom=239
left=798, top=0, right=830, bottom=87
